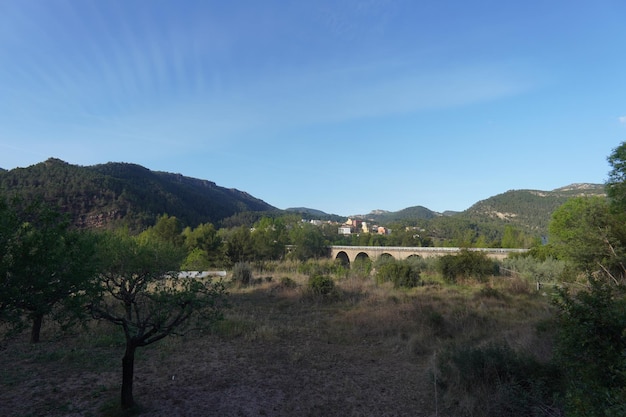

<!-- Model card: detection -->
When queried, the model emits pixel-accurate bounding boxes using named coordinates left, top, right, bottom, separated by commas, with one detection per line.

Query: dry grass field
left=0, top=270, right=557, bottom=417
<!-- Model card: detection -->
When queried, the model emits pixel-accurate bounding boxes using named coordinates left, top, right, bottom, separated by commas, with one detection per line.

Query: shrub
left=375, top=258, right=420, bottom=288
left=298, top=259, right=347, bottom=278
left=279, top=276, right=297, bottom=289
left=500, top=255, right=565, bottom=285
left=438, top=250, right=497, bottom=283
left=437, top=343, right=563, bottom=416
left=477, top=286, right=507, bottom=300
left=553, top=278, right=626, bottom=417
left=307, top=274, right=336, bottom=296
left=351, top=257, right=372, bottom=277
left=232, top=261, right=253, bottom=286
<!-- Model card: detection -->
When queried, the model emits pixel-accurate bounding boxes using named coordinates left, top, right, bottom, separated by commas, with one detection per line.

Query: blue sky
left=1, top=1, right=625, bottom=215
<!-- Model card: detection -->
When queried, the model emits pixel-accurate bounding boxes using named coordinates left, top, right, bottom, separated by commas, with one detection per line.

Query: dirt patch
left=0, top=279, right=552, bottom=417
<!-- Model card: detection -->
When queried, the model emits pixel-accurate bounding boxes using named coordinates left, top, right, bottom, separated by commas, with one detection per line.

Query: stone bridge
left=330, top=245, right=527, bottom=266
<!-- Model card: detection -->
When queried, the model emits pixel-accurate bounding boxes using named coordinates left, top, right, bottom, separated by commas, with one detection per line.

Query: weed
left=232, top=261, right=253, bottom=286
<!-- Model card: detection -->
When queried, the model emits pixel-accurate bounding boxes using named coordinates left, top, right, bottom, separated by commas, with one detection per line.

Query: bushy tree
left=549, top=196, right=625, bottom=279
left=182, top=222, right=224, bottom=267
left=221, top=225, right=254, bottom=264
left=606, top=141, right=626, bottom=212
left=375, top=258, right=420, bottom=288
left=438, top=250, right=497, bottom=283
left=548, top=142, right=626, bottom=415
left=251, top=217, right=287, bottom=261
left=138, top=213, right=184, bottom=246
left=0, top=198, right=98, bottom=342
left=89, top=230, right=227, bottom=409
left=553, top=279, right=626, bottom=416
left=307, top=274, right=336, bottom=297
left=288, top=222, right=328, bottom=261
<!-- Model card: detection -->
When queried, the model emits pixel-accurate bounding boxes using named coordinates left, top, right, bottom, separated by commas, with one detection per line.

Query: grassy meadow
left=0, top=260, right=560, bottom=417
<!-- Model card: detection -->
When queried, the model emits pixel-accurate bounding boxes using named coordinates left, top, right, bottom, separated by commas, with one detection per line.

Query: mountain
left=0, top=158, right=607, bottom=241
left=355, top=206, right=441, bottom=224
left=0, top=158, right=277, bottom=230
left=461, top=183, right=606, bottom=234
left=285, top=207, right=346, bottom=223
left=340, top=183, right=606, bottom=243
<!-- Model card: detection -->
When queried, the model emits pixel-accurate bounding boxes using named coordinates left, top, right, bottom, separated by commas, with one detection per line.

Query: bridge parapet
left=330, top=245, right=527, bottom=265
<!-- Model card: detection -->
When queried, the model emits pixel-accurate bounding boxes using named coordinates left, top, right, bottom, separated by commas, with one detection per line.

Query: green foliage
left=181, top=247, right=212, bottom=270
left=250, top=216, right=288, bottom=261
left=545, top=143, right=626, bottom=416
left=501, top=255, right=565, bottom=284
left=138, top=214, right=184, bottom=246
left=231, top=262, right=253, bottom=286
left=0, top=197, right=99, bottom=342
left=375, top=258, right=420, bottom=288
left=351, top=257, right=372, bottom=277
left=222, top=225, right=254, bottom=264
left=549, top=196, right=625, bottom=276
left=307, top=274, right=336, bottom=296
left=90, top=229, right=227, bottom=408
left=553, top=279, right=626, bottom=416
left=606, top=141, right=626, bottom=212
left=438, top=250, right=497, bottom=283
left=437, top=343, right=563, bottom=417
left=297, top=258, right=346, bottom=278
left=288, top=222, right=328, bottom=261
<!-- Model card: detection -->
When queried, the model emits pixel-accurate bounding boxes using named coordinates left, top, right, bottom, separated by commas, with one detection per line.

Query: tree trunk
left=30, top=313, right=43, bottom=344
left=121, top=342, right=137, bottom=409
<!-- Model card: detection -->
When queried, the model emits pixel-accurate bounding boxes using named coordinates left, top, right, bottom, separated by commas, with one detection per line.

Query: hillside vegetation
left=0, top=158, right=605, bottom=245
left=0, top=158, right=276, bottom=230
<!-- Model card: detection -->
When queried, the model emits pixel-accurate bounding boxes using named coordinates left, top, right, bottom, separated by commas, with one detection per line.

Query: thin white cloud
left=619, top=116, right=626, bottom=124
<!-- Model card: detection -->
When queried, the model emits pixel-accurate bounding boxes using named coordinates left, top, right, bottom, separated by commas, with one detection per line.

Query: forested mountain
left=347, top=184, right=606, bottom=245
left=0, top=158, right=606, bottom=242
left=461, top=184, right=605, bottom=234
left=0, top=158, right=277, bottom=230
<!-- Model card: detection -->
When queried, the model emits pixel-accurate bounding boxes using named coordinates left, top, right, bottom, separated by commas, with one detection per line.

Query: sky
left=1, top=0, right=625, bottom=216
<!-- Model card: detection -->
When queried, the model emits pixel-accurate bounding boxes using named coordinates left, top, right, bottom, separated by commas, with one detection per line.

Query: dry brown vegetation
left=0, top=270, right=557, bottom=417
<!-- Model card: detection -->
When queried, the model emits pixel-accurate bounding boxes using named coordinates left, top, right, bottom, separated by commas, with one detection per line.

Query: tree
left=182, top=223, right=224, bottom=269
left=250, top=216, right=287, bottom=261
left=0, top=198, right=98, bottom=343
left=138, top=214, right=184, bottom=246
left=548, top=143, right=626, bottom=415
left=375, top=258, right=420, bottom=288
left=89, top=230, right=227, bottom=409
left=438, top=249, right=496, bottom=283
left=607, top=141, right=626, bottom=212
left=549, top=196, right=626, bottom=281
left=288, top=222, right=328, bottom=261
left=222, top=225, right=254, bottom=264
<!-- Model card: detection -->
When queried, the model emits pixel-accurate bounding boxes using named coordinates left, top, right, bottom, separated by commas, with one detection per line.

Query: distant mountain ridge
left=0, top=158, right=277, bottom=229
left=0, top=158, right=605, bottom=238
left=352, top=206, right=442, bottom=223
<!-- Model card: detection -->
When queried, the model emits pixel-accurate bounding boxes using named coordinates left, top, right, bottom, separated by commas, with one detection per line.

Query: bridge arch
left=355, top=252, right=370, bottom=262
left=335, top=251, right=350, bottom=267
